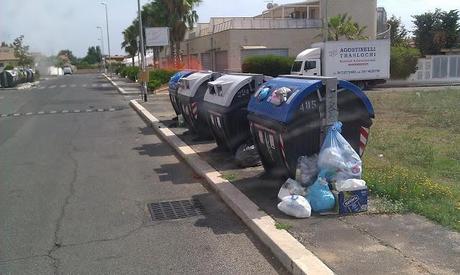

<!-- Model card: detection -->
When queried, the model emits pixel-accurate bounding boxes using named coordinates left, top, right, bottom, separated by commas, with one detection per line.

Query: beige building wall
left=165, top=0, right=377, bottom=71
left=322, top=0, right=377, bottom=39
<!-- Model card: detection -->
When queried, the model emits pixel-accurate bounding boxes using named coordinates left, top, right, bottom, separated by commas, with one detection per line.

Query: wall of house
left=322, top=0, right=377, bottom=39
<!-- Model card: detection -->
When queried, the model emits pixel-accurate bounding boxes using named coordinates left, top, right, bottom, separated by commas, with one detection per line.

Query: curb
left=103, top=74, right=139, bottom=95
left=129, top=99, right=334, bottom=275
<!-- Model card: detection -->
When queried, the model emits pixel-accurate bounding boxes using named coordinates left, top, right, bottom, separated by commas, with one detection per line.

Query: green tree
left=82, top=46, right=101, bottom=64
left=326, top=14, right=368, bottom=41
left=121, top=24, right=138, bottom=66
left=158, top=0, right=201, bottom=64
left=12, top=35, right=34, bottom=67
left=413, top=9, right=460, bottom=56
left=57, top=49, right=77, bottom=64
left=390, top=47, right=421, bottom=79
left=388, top=15, right=409, bottom=47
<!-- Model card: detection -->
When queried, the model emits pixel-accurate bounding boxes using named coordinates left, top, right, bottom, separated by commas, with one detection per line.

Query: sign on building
left=145, top=27, right=169, bottom=47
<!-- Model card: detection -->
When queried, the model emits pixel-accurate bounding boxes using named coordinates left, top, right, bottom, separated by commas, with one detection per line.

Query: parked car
left=63, top=66, right=72, bottom=75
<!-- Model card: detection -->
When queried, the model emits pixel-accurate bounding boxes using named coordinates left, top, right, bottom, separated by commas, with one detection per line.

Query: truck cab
left=290, top=48, right=321, bottom=76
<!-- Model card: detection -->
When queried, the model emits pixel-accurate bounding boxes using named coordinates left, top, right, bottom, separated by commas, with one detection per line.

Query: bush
left=114, top=64, right=126, bottom=75
left=149, top=69, right=177, bottom=85
left=242, top=55, right=295, bottom=77
left=147, top=79, right=162, bottom=91
left=4, top=64, right=14, bottom=70
left=390, top=47, right=421, bottom=79
left=121, top=66, right=140, bottom=81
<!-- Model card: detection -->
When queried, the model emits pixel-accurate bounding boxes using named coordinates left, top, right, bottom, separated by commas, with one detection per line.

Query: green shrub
left=390, top=47, right=421, bottom=79
left=147, top=79, right=162, bottom=91
left=114, top=64, right=126, bottom=75
left=121, top=66, right=140, bottom=81
left=149, top=69, right=177, bottom=85
left=242, top=55, right=295, bottom=77
left=4, top=64, right=14, bottom=70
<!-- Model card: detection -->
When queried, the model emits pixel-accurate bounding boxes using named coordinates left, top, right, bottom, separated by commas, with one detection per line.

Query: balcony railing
left=188, top=17, right=322, bottom=38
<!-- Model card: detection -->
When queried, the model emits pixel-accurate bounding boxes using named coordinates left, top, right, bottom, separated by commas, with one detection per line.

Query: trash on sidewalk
left=318, top=121, right=362, bottom=182
left=234, top=141, right=262, bottom=168
left=306, top=174, right=336, bottom=212
left=277, top=121, right=369, bottom=217
left=277, top=195, right=311, bottom=218
left=278, top=178, right=306, bottom=200
left=295, top=154, right=318, bottom=187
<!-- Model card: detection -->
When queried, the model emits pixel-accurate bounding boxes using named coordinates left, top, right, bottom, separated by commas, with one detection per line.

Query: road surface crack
left=47, top=123, right=81, bottom=274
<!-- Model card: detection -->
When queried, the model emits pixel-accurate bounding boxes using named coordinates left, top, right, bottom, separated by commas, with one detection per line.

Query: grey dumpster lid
left=178, top=72, right=217, bottom=98
left=203, top=74, right=264, bottom=107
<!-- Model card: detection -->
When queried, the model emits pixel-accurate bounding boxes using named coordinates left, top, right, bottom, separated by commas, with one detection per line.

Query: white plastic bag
left=335, top=179, right=367, bottom=192
left=277, top=195, right=311, bottom=218
left=318, top=122, right=362, bottom=181
left=295, top=155, right=318, bottom=187
left=278, top=178, right=306, bottom=200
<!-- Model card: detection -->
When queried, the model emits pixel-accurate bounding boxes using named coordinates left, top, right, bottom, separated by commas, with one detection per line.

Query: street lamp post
left=137, top=0, right=147, bottom=102
left=101, top=2, right=111, bottom=74
left=96, top=26, right=106, bottom=73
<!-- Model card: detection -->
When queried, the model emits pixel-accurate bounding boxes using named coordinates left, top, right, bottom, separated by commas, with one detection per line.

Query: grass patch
left=364, top=88, right=460, bottom=231
left=221, top=172, right=237, bottom=181
left=275, top=222, right=292, bottom=230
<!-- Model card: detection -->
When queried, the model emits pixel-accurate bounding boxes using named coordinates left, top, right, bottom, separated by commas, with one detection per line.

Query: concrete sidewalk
left=112, top=75, right=460, bottom=275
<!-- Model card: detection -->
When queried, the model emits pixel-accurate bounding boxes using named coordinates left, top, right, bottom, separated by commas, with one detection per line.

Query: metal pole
left=97, top=26, right=106, bottom=73
left=101, top=2, right=111, bottom=74
left=137, top=0, right=147, bottom=102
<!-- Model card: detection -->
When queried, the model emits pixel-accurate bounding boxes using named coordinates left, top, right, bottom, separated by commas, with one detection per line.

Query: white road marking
left=1, top=114, right=7, bottom=117
left=49, top=85, right=56, bottom=89
left=74, top=109, right=81, bottom=113
left=60, top=84, right=66, bottom=88
left=37, top=111, right=45, bottom=115
left=25, top=112, right=33, bottom=115
left=86, top=109, right=93, bottom=112
left=91, top=84, right=97, bottom=87
left=108, top=108, right=115, bottom=111
left=102, top=83, right=109, bottom=87
left=82, top=84, right=87, bottom=87
left=70, top=84, right=77, bottom=88
left=49, top=110, right=57, bottom=114
left=97, top=109, right=104, bottom=112
left=13, top=113, right=20, bottom=117
left=62, top=110, right=69, bottom=113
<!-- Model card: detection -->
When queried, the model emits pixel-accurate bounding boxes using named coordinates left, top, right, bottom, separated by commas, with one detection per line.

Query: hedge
left=120, top=66, right=140, bottom=81
left=147, top=69, right=178, bottom=91
left=242, top=55, right=295, bottom=77
left=390, top=47, right=421, bottom=80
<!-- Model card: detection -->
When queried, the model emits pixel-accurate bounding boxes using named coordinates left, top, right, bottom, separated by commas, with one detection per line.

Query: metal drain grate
left=148, top=199, right=205, bottom=221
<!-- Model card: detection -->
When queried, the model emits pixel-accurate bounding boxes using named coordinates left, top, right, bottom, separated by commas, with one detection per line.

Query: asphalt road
left=0, top=74, right=286, bottom=274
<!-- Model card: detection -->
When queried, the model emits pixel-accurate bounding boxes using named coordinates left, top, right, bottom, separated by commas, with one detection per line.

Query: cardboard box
left=336, top=188, right=368, bottom=214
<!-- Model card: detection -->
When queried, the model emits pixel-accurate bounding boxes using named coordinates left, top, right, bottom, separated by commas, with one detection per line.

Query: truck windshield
left=291, top=61, right=302, bottom=72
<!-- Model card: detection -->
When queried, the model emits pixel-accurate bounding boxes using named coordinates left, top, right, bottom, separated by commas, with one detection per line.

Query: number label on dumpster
left=299, top=100, right=317, bottom=112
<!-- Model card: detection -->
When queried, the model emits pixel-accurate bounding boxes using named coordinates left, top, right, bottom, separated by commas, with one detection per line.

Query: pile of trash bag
left=277, top=121, right=368, bottom=218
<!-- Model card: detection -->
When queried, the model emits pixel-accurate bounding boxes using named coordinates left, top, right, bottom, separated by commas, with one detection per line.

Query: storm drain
left=147, top=199, right=204, bottom=221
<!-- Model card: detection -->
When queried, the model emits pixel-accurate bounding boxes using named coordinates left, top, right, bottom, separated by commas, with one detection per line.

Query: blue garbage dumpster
left=247, top=77, right=374, bottom=178
left=203, top=73, right=265, bottom=152
left=169, top=70, right=194, bottom=116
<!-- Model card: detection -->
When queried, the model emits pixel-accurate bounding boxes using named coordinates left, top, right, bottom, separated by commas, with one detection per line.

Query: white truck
left=291, top=39, right=390, bottom=89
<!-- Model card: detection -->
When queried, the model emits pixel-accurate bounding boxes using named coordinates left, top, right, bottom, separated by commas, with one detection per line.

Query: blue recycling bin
left=169, top=70, right=194, bottom=116
left=247, top=77, right=374, bottom=178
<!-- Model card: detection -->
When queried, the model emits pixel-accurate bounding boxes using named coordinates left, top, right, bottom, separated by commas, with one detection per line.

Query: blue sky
left=1, top=0, right=458, bottom=57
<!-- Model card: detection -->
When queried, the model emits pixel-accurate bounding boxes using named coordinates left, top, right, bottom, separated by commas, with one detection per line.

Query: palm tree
left=159, top=0, right=201, bottom=65
left=121, top=24, right=138, bottom=66
left=327, top=13, right=368, bottom=41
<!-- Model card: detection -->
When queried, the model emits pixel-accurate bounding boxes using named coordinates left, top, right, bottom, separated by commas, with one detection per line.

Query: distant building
left=0, top=46, right=19, bottom=68
left=377, top=7, right=388, bottom=35
left=159, top=0, right=379, bottom=72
